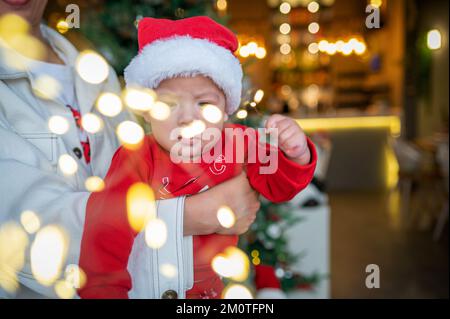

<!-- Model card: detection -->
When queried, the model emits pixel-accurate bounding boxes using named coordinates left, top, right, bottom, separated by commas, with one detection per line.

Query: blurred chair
left=433, top=141, right=449, bottom=241
left=390, top=137, right=423, bottom=220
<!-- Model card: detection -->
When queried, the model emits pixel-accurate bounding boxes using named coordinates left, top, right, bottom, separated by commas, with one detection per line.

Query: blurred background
left=38, top=0, right=449, bottom=298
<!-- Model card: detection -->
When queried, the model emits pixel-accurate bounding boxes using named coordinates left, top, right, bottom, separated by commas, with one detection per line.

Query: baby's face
left=144, top=75, right=227, bottom=161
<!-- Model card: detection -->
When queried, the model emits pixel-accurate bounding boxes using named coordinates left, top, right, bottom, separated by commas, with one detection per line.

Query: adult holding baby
left=0, top=0, right=260, bottom=298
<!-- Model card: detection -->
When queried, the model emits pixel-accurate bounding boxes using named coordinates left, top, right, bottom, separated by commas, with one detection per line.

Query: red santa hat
left=124, top=16, right=243, bottom=115
left=254, top=264, right=287, bottom=299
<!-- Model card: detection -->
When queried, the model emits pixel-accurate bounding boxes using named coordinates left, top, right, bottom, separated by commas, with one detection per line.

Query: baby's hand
left=265, top=114, right=311, bottom=165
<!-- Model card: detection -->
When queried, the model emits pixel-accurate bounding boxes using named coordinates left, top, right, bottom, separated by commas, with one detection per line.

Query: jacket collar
left=0, top=24, right=106, bottom=115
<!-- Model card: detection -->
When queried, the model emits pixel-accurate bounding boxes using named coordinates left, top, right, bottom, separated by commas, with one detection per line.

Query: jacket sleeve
left=0, top=122, right=193, bottom=299
left=245, top=128, right=318, bottom=203
left=78, top=144, right=152, bottom=299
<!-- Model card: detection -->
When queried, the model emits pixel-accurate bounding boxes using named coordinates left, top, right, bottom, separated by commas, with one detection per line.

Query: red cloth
left=254, top=264, right=281, bottom=290
left=78, top=123, right=317, bottom=299
left=137, top=16, right=238, bottom=53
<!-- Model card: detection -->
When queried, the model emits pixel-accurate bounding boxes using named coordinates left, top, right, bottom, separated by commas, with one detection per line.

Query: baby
left=78, top=16, right=317, bottom=299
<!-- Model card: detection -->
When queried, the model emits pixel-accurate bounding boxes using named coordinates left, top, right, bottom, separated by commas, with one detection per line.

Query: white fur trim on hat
left=124, top=36, right=243, bottom=114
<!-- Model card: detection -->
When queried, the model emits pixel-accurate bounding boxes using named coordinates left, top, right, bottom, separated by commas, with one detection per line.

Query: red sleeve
left=78, top=139, right=153, bottom=299
left=245, top=127, right=317, bottom=203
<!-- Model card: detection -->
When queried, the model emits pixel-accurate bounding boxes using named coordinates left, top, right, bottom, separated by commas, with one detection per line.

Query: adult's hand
left=184, top=173, right=260, bottom=236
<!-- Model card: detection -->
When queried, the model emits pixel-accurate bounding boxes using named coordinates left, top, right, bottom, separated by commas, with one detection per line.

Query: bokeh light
left=223, top=284, right=253, bottom=299
left=150, top=101, right=171, bottom=121
left=33, top=75, right=62, bottom=100
left=126, top=182, right=156, bottom=233
left=202, top=104, right=223, bottom=124
left=236, top=109, right=248, bottom=119
left=75, top=51, right=109, bottom=84
left=116, top=121, right=145, bottom=149
left=145, top=218, right=167, bottom=249
left=123, top=87, right=156, bottom=113
left=211, top=246, right=250, bottom=282
left=180, top=120, right=206, bottom=139
left=20, top=210, right=41, bottom=234
left=160, top=263, right=178, bottom=278
left=58, top=154, right=78, bottom=175
left=31, top=225, right=68, bottom=286
left=84, top=176, right=105, bottom=192
left=254, top=89, right=265, bottom=104
left=96, top=92, right=123, bottom=117
left=48, top=116, right=69, bottom=135
left=0, top=222, right=28, bottom=294
left=217, top=206, right=236, bottom=229
left=81, top=113, right=103, bottom=134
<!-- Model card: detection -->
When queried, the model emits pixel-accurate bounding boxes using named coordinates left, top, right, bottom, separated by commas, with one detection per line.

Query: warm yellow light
left=427, top=29, right=442, bottom=50
left=202, top=104, right=223, bottom=124
left=56, top=20, right=69, bottom=34
left=308, top=22, right=320, bottom=34
left=20, top=210, right=40, bottom=234
left=325, top=43, right=337, bottom=55
left=211, top=247, right=250, bottom=282
left=33, top=75, right=62, bottom=100
left=54, top=279, right=75, bottom=299
left=318, top=40, right=329, bottom=52
left=160, top=263, right=178, bottom=278
left=277, top=34, right=291, bottom=45
left=342, top=42, right=353, bottom=56
left=31, top=225, right=67, bottom=286
left=0, top=13, right=29, bottom=39
left=223, top=284, right=253, bottom=299
left=385, top=144, right=399, bottom=189
left=254, top=89, right=265, bottom=103
left=307, top=1, right=320, bottom=13
left=279, top=23, right=291, bottom=35
left=239, top=45, right=250, bottom=58
left=370, top=0, right=382, bottom=8
left=84, top=176, right=105, bottom=192
left=354, top=41, right=367, bottom=55
left=96, top=92, right=123, bottom=117
left=297, top=115, right=401, bottom=136
left=149, top=101, right=171, bottom=121
left=308, top=42, right=319, bottom=54
left=117, top=121, right=145, bottom=149
left=180, top=120, right=206, bottom=139
left=217, top=206, right=236, bottom=229
left=280, top=43, right=291, bottom=55
left=236, top=109, right=248, bottom=119
left=279, top=2, right=291, bottom=14
left=48, top=116, right=69, bottom=135
left=76, top=51, right=109, bottom=84
left=58, top=154, right=78, bottom=175
left=81, top=113, right=103, bottom=134
left=247, top=42, right=258, bottom=54
left=64, top=264, right=86, bottom=290
left=0, top=14, right=45, bottom=62
left=123, top=87, right=156, bottom=113
left=145, top=218, right=167, bottom=249
left=126, top=182, right=156, bottom=233
left=255, top=47, right=267, bottom=59
left=217, top=0, right=227, bottom=11
left=335, top=40, right=345, bottom=52
left=0, top=222, right=28, bottom=293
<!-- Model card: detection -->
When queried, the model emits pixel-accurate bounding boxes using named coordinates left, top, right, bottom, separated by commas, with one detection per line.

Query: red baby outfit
left=78, top=123, right=317, bottom=298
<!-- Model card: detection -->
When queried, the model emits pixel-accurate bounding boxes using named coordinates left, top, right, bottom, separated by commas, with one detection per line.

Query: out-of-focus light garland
left=96, top=92, right=123, bottom=117
left=318, top=38, right=367, bottom=56
left=238, top=41, right=267, bottom=59
left=117, top=121, right=145, bottom=149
